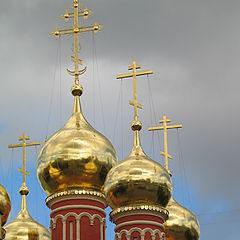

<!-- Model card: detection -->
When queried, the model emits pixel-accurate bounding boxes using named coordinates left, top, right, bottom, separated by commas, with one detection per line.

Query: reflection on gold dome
left=104, top=131, right=173, bottom=209
left=5, top=193, right=50, bottom=240
left=37, top=95, right=118, bottom=195
left=164, top=197, right=200, bottom=240
left=105, top=61, right=172, bottom=210
left=0, top=184, right=11, bottom=226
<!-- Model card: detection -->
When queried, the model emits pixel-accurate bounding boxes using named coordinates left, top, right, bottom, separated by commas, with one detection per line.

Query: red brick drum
left=46, top=190, right=107, bottom=240
left=110, top=207, right=169, bottom=240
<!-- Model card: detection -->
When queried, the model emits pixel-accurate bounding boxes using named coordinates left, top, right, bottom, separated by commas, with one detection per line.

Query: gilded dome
left=104, top=131, right=173, bottom=209
left=0, top=184, right=11, bottom=226
left=5, top=194, right=50, bottom=240
left=37, top=95, right=118, bottom=195
left=164, top=197, right=200, bottom=240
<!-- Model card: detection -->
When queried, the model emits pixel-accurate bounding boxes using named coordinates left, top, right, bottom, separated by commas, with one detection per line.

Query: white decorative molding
left=110, top=205, right=168, bottom=222
left=47, top=189, right=105, bottom=202
left=50, top=211, right=105, bottom=240
left=115, top=227, right=165, bottom=240
left=76, top=218, right=80, bottom=240
left=115, top=220, right=164, bottom=232
left=53, top=213, right=65, bottom=227
left=46, top=190, right=107, bottom=208
left=50, top=204, right=106, bottom=217
left=162, top=232, right=165, bottom=240
left=63, top=220, right=66, bottom=240
left=70, top=221, right=73, bottom=240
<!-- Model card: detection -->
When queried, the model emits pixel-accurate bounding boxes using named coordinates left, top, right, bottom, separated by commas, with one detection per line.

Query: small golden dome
left=0, top=184, right=11, bottom=226
left=37, top=95, right=118, bottom=195
left=5, top=194, right=50, bottom=240
left=164, top=197, right=200, bottom=240
left=104, top=131, right=173, bottom=209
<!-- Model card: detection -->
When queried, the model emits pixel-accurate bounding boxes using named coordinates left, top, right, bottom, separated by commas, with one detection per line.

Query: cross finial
left=8, top=133, right=40, bottom=195
left=148, top=115, right=182, bottom=170
left=50, top=0, right=102, bottom=96
left=116, top=61, right=153, bottom=131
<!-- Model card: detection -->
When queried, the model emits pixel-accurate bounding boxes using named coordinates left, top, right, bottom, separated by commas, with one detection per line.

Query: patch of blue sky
left=199, top=201, right=229, bottom=225
left=105, top=206, right=115, bottom=240
left=172, top=176, right=201, bottom=214
left=0, top=123, right=4, bottom=134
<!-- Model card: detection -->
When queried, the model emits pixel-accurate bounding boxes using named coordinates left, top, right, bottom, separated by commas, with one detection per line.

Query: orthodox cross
left=51, top=0, right=102, bottom=85
left=148, top=115, right=182, bottom=170
left=8, top=133, right=40, bottom=188
left=116, top=61, right=153, bottom=123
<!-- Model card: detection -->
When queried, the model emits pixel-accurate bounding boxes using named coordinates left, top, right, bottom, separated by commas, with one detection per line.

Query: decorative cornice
left=110, top=205, right=168, bottom=222
left=46, top=189, right=106, bottom=208
left=47, top=189, right=105, bottom=201
left=50, top=204, right=106, bottom=217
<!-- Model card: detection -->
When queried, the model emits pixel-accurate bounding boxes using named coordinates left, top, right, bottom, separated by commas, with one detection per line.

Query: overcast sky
left=1, top=0, right=240, bottom=239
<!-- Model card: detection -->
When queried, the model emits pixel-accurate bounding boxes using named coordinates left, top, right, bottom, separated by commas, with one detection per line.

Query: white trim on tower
left=111, top=209, right=165, bottom=223
left=50, top=204, right=106, bottom=217
left=115, top=227, right=165, bottom=240
left=115, top=220, right=164, bottom=232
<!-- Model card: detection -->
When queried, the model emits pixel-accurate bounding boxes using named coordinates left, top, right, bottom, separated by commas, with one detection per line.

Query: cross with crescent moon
left=51, top=0, right=102, bottom=85
left=148, top=115, right=182, bottom=170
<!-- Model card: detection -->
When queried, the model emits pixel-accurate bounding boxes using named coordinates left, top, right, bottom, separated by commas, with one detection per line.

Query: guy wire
left=59, top=37, right=62, bottom=127
left=177, top=129, right=192, bottom=208
left=45, top=39, right=60, bottom=141
left=147, top=75, right=161, bottom=161
left=92, top=33, right=106, bottom=135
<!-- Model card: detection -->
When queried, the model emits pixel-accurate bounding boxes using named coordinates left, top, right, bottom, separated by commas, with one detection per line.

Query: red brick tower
left=46, top=190, right=107, bottom=240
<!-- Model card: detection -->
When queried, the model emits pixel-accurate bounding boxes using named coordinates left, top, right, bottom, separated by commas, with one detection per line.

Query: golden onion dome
left=5, top=187, right=50, bottom=240
left=104, top=128, right=173, bottom=210
left=0, top=184, right=11, bottom=226
left=164, top=197, right=200, bottom=240
left=37, top=87, right=118, bottom=195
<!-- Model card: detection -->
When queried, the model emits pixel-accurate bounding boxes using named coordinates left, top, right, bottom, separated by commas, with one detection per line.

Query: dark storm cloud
left=1, top=1, right=240, bottom=239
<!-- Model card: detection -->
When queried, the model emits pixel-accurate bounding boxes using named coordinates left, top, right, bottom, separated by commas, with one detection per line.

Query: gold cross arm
left=159, top=118, right=171, bottom=123
left=128, top=65, right=141, bottom=70
left=160, top=151, right=173, bottom=159
left=148, top=124, right=182, bottom=131
left=51, top=23, right=102, bottom=39
left=60, top=8, right=93, bottom=22
left=71, top=56, right=82, bottom=65
left=18, top=168, right=30, bottom=176
left=8, top=142, right=40, bottom=148
left=79, top=22, right=103, bottom=34
left=116, top=70, right=153, bottom=80
left=129, top=100, right=142, bottom=109
left=51, top=27, right=74, bottom=40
